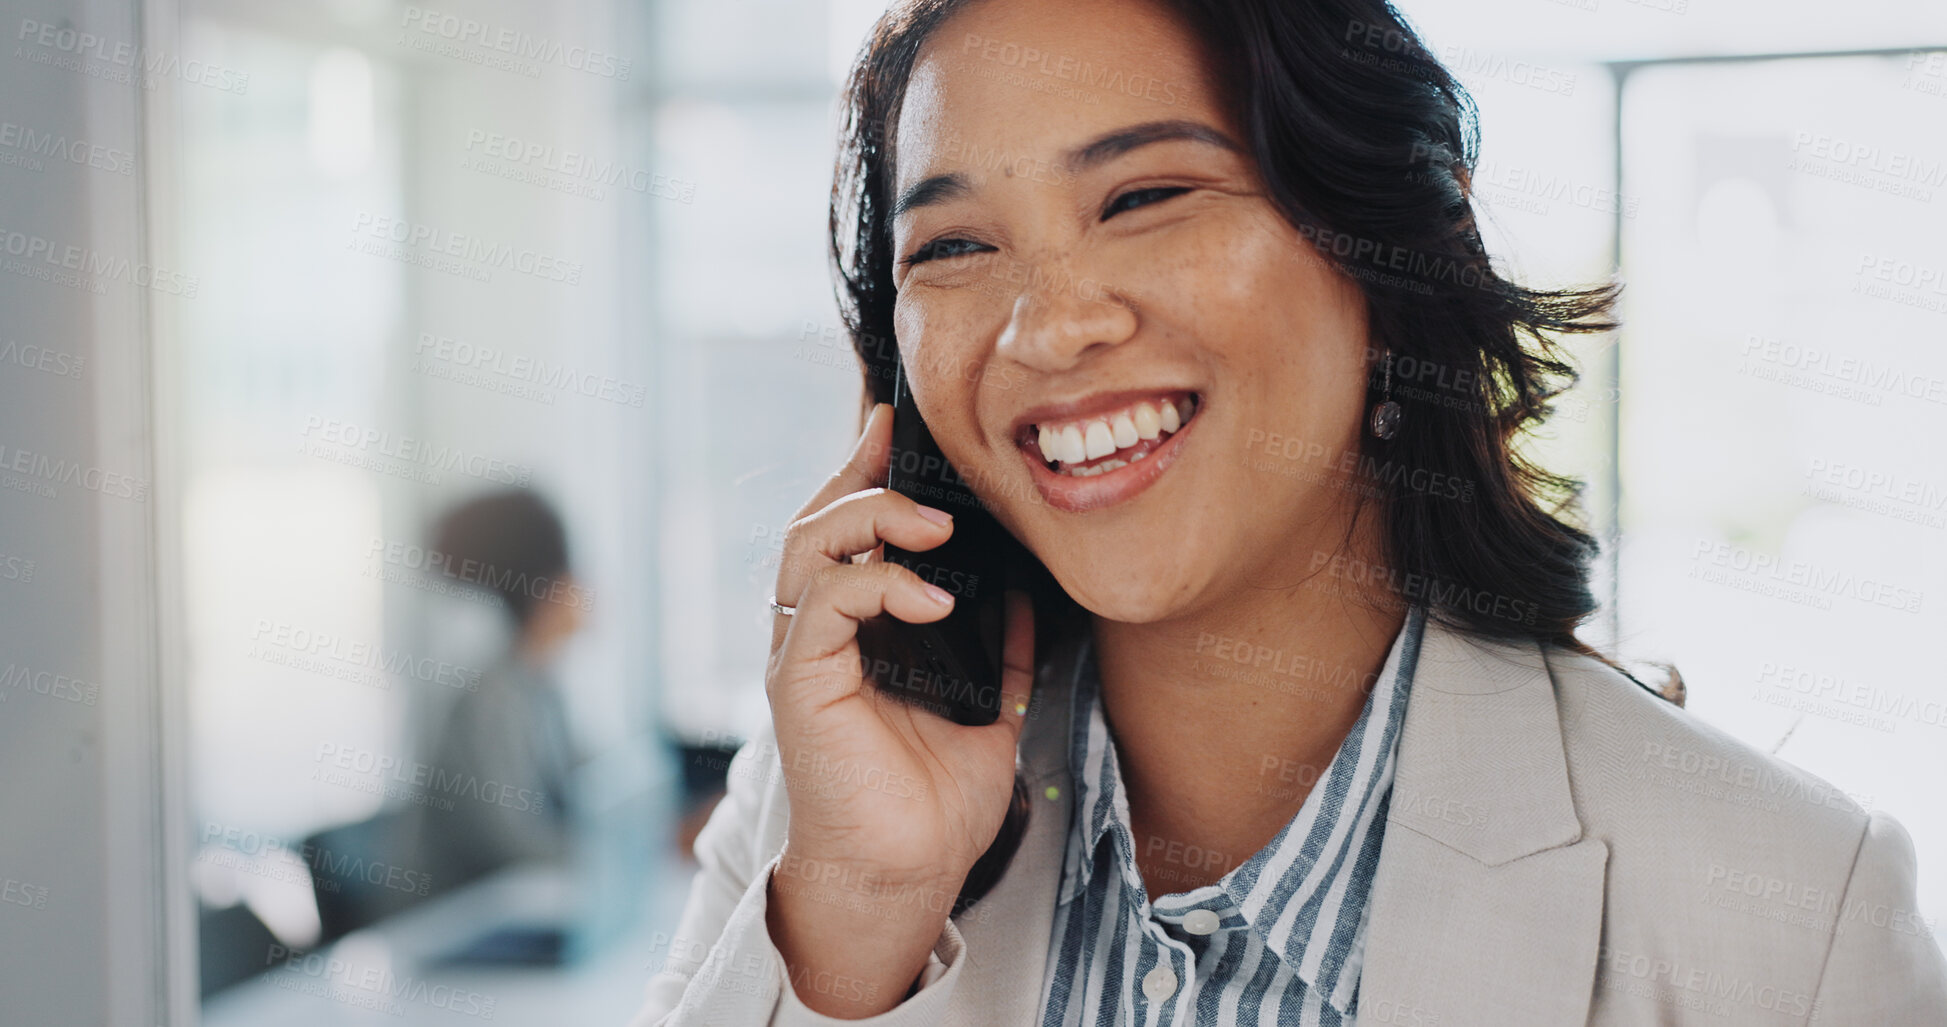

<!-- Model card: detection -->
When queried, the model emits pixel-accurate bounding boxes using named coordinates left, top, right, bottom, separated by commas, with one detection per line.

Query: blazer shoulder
left=693, top=719, right=793, bottom=884
left=1541, top=648, right=1947, bottom=1013
left=1543, top=645, right=1869, bottom=870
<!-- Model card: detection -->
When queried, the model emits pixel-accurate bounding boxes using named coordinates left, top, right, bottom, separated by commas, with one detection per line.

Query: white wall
left=0, top=0, right=194, bottom=1021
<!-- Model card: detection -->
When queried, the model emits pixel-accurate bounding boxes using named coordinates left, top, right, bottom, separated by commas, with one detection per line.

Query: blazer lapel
left=1358, top=618, right=1610, bottom=1026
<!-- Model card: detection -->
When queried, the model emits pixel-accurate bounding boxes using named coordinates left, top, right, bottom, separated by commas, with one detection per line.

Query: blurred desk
left=204, top=854, right=697, bottom=1026
left=207, top=737, right=696, bottom=1026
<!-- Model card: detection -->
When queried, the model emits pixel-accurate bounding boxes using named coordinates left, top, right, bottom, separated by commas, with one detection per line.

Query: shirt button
left=1142, top=964, right=1177, bottom=1002
left=1182, top=909, right=1221, bottom=935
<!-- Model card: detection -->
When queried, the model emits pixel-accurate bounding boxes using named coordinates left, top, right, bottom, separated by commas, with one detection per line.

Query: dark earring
left=1370, top=350, right=1402, bottom=440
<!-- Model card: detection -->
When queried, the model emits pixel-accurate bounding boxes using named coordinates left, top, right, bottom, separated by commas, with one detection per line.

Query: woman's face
left=889, top=0, right=1373, bottom=623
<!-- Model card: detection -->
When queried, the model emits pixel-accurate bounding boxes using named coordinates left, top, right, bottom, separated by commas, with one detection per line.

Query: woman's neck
left=1088, top=578, right=1406, bottom=898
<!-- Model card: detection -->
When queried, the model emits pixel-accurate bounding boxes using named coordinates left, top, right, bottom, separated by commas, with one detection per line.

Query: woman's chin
left=1054, top=567, right=1203, bottom=625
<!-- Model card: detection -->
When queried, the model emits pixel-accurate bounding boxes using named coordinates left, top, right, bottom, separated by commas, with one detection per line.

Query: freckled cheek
left=1125, top=223, right=1294, bottom=341
left=1167, top=231, right=1365, bottom=452
left=1222, top=234, right=1316, bottom=311
left=1192, top=231, right=1364, bottom=380
left=893, top=296, right=995, bottom=458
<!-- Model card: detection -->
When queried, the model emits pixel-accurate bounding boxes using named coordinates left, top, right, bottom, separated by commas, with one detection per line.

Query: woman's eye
left=903, top=237, right=992, bottom=266
left=1102, top=186, right=1191, bottom=220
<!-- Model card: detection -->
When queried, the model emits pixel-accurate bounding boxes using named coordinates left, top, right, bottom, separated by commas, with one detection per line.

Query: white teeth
left=1083, top=421, right=1116, bottom=460
left=1058, top=424, right=1087, bottom=463
left=1057, top=456, right=1128, bottom=477
left=1032, top=394, right=1199, bottom=475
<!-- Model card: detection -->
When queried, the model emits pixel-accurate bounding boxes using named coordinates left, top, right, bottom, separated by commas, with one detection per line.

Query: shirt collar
left=1058, top=605, right=1427, bottom=1010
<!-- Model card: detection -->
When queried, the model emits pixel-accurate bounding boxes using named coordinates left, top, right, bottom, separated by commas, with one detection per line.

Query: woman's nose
left=992, top=262, right=1140, bottom=372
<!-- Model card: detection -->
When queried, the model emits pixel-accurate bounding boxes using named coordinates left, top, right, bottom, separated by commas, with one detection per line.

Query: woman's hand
left=766, top=401, right=1035, bottom=897
left=761, top=402, right=1035, bottom=1017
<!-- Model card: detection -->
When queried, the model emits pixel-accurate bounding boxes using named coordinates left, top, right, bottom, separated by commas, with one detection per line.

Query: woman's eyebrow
left=890, top=120, right=1238, bottom=220
left=892, top=173, right=969, bottom=220
left=1064, top=119, right=1241, bottom=172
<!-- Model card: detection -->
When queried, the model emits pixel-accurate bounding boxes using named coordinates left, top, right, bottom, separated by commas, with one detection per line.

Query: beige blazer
left=630, top=618, right=1947, bottom=1025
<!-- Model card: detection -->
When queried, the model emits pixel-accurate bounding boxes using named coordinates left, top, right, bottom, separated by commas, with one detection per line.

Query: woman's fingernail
left=924, top=584, right=955, bottom=606
left=916, top=505, right=953, bottom=526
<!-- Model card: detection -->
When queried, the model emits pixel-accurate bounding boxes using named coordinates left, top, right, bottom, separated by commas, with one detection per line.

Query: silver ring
left=768, top=595, right=796, bottom=617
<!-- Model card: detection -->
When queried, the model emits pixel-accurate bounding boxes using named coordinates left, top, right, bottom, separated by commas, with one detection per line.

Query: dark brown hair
left=830, top=0, right=1625, bottom=915
left=430, top=489, right=571, bottom=628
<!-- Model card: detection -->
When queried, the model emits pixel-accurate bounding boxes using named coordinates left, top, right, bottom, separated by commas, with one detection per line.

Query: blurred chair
left=196, top=901, right=287, bottom=998
left=669, top=731, right=742, bottom=860
left=301, top=808, right=428, bottom=945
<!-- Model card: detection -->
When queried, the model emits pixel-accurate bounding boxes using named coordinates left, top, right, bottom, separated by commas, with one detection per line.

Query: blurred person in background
left=415, top=488, right=586, bottom=888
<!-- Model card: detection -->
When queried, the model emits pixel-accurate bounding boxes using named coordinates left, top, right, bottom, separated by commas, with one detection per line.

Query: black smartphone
left=854, top=359, right=1012, bottom=726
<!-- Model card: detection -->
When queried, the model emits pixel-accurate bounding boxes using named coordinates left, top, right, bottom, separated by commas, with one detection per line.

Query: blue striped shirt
left=1037, top=606, right=1426, bottom=1027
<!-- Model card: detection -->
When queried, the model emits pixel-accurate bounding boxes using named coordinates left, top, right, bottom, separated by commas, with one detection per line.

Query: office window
left=1616, top=54, right=1947, bottom=935
left=177, top=21, right=404, bottom=945
left=641, top=0, right=883, bottom=747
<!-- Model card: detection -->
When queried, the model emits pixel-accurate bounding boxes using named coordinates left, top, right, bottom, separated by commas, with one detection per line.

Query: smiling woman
left=842, top=0, right=1617, bottom=644
left=629, top=1, right=1947, bottom=1025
